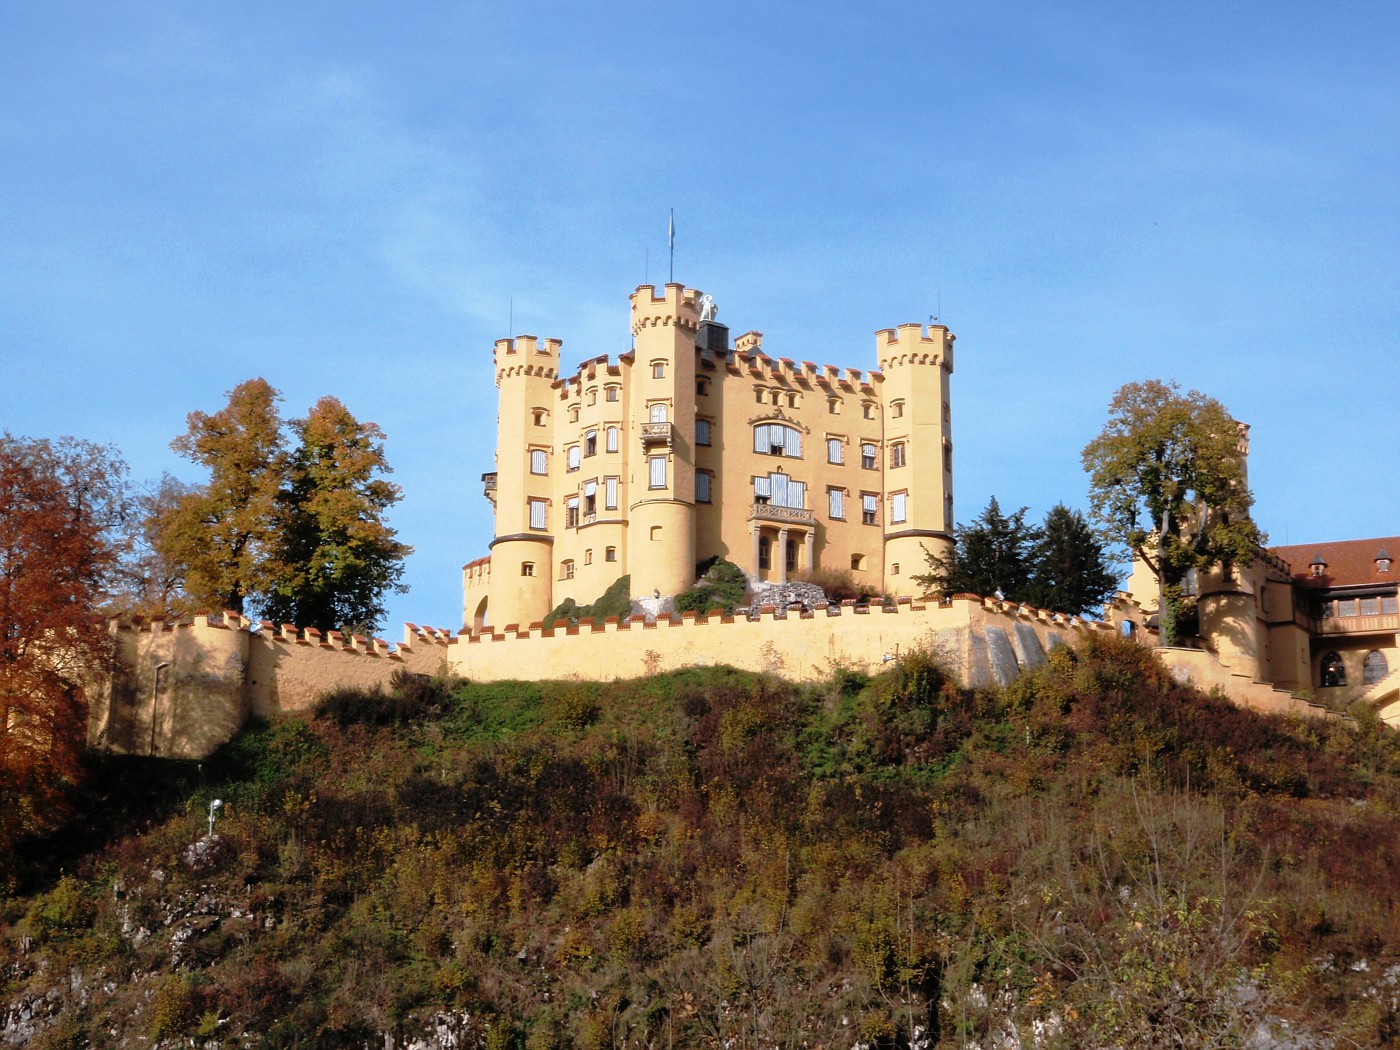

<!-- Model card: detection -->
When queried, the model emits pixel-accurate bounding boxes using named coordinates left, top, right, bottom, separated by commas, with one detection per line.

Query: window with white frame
left=753, top=472, right=805, bottom=510
left=828, top=487, right=845, bottom=519
left=862, top=493, right=878, bottom=525
left=585, top=430, right=597, bottom=456
left=583, top=480, right=597, bottom=519
left=529, top=499, right=547, bottom=530
left=606, top=426, right=619, bottom=452
left=649, top=456, right=667, bottom=488
left=753, top=422, right=802, bottom=458
left=529, top=449, right=547, bottom=474
left=605, top=476, right=619, bottom=510
left=565, top=496, right=579, bottom=528
left=606, top=385, right=619, bottom=402
left=650, top=403, right=669, bottom=423
left=827, top=438, right=843, bottom=464
left=890, top=442, right=906, bottom=468
left=567, top=445, right=581, bottom=471
left=891, top=491, right=907, bottom=524
left=652, top=360, right=665, bottom=378
left=561, top=559, right=575, bottom=580
left=861, top=443, right=877, bottom=469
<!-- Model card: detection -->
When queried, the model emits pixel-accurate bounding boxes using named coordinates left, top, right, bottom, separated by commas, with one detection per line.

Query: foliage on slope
left=4, top=639, right=1400, bottom=1047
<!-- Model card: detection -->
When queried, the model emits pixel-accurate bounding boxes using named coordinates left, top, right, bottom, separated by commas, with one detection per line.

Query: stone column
left=804, top=530, right=815, bottom=575
left=752, top=524, right=762, bottom=580
left=778, top=526, right=790, bottom=584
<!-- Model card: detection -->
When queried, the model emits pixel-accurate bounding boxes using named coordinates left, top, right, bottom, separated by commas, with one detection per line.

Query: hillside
left=4, top=638, right=1400, bottom=1048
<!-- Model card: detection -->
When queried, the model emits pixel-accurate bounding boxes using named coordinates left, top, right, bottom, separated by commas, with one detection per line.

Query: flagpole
left=668, top=208, right=674, bottom=284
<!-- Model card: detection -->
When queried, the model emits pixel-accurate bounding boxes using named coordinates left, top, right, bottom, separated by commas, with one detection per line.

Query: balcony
left=749, top=501, right=814, bottom=526
left=640, top=422, right=675, bottom=449
left=481, top=472, right=497, bottom=504
left=1314, top=612, right=1399, bottom=636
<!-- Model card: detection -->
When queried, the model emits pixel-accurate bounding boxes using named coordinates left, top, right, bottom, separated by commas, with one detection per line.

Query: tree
left=261, top=397, right=411, bottom=635
left=1081, top=380, right=1264, bottom=645
left=114, top=473, right=200, bottom=620
left=0, top=434, right=128, bottom=875
left=156, top=378, right=286, bottom=615
left=1023, top=504, right=1120, bottom=616
left=915, top=497, right=1041, bottom=602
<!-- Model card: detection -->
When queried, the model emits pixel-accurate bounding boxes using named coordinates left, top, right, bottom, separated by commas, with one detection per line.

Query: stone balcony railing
left=640, top=422, right=675, bottom=449
left=1313, top=612, right=1399, bottom=636
left=749, top=502, right=815, bottom=526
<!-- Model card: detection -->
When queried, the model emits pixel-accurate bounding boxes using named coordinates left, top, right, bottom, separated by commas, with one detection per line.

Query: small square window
left=606, top=386, right=619, bottom=402
left=521, top=562, right=534, bottom=577
left=652, top=361, right=666, bottom=379
left=606, top=546, right=617, bottom=562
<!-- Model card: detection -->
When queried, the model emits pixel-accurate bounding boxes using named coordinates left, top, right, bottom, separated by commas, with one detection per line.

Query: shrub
left=675, top=559, right=748, bottom=614
left=802, top=566, right=881, bottom=604
left=546, top=575, right=632, bottom=627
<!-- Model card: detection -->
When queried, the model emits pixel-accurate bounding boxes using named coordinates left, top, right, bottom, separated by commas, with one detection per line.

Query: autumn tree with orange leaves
left=0, top=433, right=128, bottom=877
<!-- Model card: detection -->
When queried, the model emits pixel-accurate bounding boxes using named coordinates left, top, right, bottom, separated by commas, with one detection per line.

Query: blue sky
left=3, top=1, right=1397, bottom=633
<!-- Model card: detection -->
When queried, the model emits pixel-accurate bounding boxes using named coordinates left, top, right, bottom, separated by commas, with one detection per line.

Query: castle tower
left=877, top=322, right=956, bottom=595
left=1196, top=421, right=1264, bottom=678
left=489, top=335, right=560, bottom=628
left=627, top=284, right=701, bottom=600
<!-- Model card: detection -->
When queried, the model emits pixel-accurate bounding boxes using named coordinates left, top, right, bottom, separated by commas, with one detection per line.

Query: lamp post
left=207, top=799, right=223, bottom=839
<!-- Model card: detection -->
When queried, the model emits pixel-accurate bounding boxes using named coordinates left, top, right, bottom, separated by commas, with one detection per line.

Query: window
left=862, top=494, right=878, bottom=525
left=605, top=476, right=619, bottom=510
left=851, top=553, right=866, bottom=571
left=696, top=418, right=712, bottom=446
left=755, top=388, right=767, bottom=405
left=891, top=491, right=907, bottom=524
left=1321, top=651, right=1346, bottom=688
left=1338, top=599, right=1359, bottom=617
left=891, top=563, right=900, bottom=575
left=567, top=446, right=581, bottom=471
left=1384, top=596, right=1399, bottom=615
left=890, top=442, right=906, bottom=468
left=758, top=537, right=771, bottom=570
left=1362, top=597, right=1380, bottom=616
left=1364, top=651, right=1389, bottom=685
left=532, top=408, right=546, bottom=426
left=945, top=494, right=953, bottom=530
left=827, top=438, right=843, bottom=465
left=862, top=402, right=875, bottom=419
left=584, top=549, right=593, bottom=565
left=650, top=403, right=669, bottom=423
left=891, top=400, right=904, bottom=418
left=606, top=426, right=619, bottom=453
left=587, top=388, right=597, bottom=406
left=530, top=449, right=547, bottom=474
left=605, top=546, right=617, bottom=562
left=585, top=430, right=597, bottom=456
left=606, top=386, right=620, bottom=402
left=786, top=539, right=798, bottom=573
left=521, top=562, right=534, bottom=577
left=753, top=422, right=801, bottom=458
left=649, top=456, right=667, bottom=489
left=696, top=472, right=712, bottom=503
left=652, top=360, right=666, bottom=378
left=771, top=391, right=781, bottom=406
left=568, top=405, right=580, bottom=423
left=753, top=472, right=805, bottom=510
left=861, top=443, right=877, bottom=470
left=561, top=559, right=575, bottom=580
left=942, top=400, right=950, bottom=426
left=828, top=488, right=845, bottom=519
left=696, top=378, right=710, bottom=396
left=943, top=443, right=953, bottom=473
left=529, top=499, right=547, bottom=530
left=583, top=480, right=597, bottom=519
left=1379, top=556, right=1393, bottom=573
left=566, top=496, right=579, bottom=528
left=828, top=397, right=840, bottom=415
left=787, top=392, right=799, bottom=409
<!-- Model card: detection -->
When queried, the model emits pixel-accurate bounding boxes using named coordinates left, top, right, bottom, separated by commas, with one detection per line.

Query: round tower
left=876, top=322, right=957, bottom=597
left=627, top=284, right=701, bottom=600
left=488, top=334, right=559, bottom=628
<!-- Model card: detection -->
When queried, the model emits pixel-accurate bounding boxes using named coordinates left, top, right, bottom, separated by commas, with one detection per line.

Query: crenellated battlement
left=494, top=336, right=562, bottom=384
left=876, top=322, right=955, bottom=372
left=630, top=283, right=702, bottom=333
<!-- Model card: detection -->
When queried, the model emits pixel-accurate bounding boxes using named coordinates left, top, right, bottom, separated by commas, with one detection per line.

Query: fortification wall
left=245, top=622, right=457, bottom=717
left=449, top=596, right=1124, bottom=687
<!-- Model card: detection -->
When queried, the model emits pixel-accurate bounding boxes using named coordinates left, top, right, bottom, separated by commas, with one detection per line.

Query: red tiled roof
left=1270, top=536, right=1400, bottom=589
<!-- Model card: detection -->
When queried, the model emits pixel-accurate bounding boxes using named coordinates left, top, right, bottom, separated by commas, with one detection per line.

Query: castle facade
left=463, top=284, right=956, bottom=630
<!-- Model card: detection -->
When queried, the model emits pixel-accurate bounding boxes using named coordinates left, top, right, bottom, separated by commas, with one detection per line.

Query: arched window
left=650, top=403, right=669, bottom=423
left=1364, top=650, right=1389, bottom=685
left=529, top=449, right=547, bottom=474
left=567, top=446, right=581, bottom=471
left=560, top=559, right=575, bottom=581
left=890, top=442, right=906, bottom=468
left=606, top=426, right=619, bottom=452
left=753, top=422, right=801, bottom=458
left=1321, top=651, right=1346, bottom=688
left=585, top=430, right=597, bottom=456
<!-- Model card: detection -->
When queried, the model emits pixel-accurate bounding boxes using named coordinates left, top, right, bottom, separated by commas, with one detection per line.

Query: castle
left=89, top=282, right=1395, bottom=762
left=462, top=284, right=955, bottom=630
